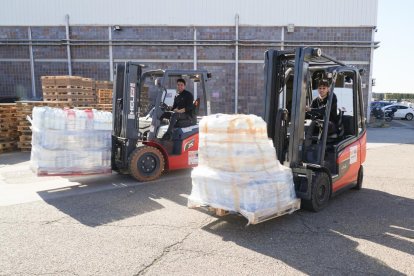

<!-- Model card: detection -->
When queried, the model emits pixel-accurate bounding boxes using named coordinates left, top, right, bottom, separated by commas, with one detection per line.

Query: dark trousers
left=160, top=111, right=193, bottom=135
left=305, top=120, right=338, bottom=143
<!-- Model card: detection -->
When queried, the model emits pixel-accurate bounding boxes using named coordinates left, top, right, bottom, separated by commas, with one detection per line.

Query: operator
left=160, top=78, right=195, bottom=140
left=305, top=79, right=339, bottom=135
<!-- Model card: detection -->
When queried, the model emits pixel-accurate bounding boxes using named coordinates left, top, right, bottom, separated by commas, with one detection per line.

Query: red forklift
left=111, top=62, right=211, bottom=182
left=263, top=47, right=366, bottom=211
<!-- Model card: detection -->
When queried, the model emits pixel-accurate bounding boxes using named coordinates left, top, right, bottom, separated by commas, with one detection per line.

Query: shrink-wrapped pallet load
left=188, top=114, right=300, bottom=224
left=30, top=107, right=112, bottom=175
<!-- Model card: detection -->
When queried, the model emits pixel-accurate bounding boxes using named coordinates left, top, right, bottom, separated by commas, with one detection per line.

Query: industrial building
left=0, top=0, right=378, bottom=115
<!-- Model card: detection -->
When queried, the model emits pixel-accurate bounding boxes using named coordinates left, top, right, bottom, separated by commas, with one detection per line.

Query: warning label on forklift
left=188, top=151, right=198, bottom=165
left=350, top=145, right=358, bottom=164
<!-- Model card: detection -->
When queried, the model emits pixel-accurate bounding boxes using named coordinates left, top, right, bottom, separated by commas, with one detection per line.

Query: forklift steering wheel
left=306, top=110, right=322, bottom=120
left=160, top=102, right=170, bottom=111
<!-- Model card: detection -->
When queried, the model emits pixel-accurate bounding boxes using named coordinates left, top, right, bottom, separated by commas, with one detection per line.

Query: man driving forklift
left=306, top=79, right=340, bottom=135
left=160, top=78, right=195, bottom=140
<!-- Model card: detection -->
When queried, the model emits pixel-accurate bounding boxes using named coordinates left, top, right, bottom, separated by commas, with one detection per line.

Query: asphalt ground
left=0, top=120, right=413, bottom=275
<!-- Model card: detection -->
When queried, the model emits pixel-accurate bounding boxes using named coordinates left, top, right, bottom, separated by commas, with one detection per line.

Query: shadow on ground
left=37, top=170, right=191, bottom=227
left=0, top=151, right=30, bottom=166
left=201, top=188, right=413, bottom=275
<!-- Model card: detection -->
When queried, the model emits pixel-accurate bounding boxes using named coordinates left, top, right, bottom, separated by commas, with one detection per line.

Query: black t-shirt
left=172, top=90, right=194, bottom=117
left=310, top=93, right=339, bottom=123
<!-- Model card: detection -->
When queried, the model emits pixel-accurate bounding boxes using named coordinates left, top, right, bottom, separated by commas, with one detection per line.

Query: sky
left=373, top=0, right=414, bottom=93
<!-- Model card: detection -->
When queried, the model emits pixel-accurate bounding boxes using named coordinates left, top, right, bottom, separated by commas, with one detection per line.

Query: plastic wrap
left=30, top=107, right=112, bottom=175
left=188, top=114, right=300, bottom=224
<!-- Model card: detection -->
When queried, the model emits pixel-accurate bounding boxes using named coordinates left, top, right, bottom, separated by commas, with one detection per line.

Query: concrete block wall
left=0, top=25, right=374, bottom=115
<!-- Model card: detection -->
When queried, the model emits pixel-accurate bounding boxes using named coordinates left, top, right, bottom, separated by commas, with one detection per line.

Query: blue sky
left=373, top=0, right=414, bottom=93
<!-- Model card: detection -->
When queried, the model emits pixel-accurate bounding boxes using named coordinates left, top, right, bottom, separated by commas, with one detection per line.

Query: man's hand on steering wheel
left=306, top=108, right=322, bottom=120
left=160, top=102, right=171, bottom=111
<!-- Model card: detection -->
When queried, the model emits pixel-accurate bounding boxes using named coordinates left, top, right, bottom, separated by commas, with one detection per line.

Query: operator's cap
left=318, top=79, right=330, bottom=87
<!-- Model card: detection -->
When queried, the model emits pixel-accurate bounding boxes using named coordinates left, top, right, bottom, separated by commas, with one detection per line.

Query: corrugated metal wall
left=1, top=0, right=377, bottom=27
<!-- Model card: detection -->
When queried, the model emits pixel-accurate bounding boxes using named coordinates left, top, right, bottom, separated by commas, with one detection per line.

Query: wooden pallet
left=54, top=76, right=83, bottom=87
left=17, top=141, right=31, bottom=150
left=74, top=105, right=96, bottom=110
left=36, top=168, right=112, bottom=177
left=17, top=125, right=31, bottom=133
left=1, top=130, right=18, bottom=136
left=0, top=141, right=17, bottom=151
left=41, top=76, right=56, bottom=86
left=96, top=104, right=112, bottom=112
left=208, top=207, right=230, bottom=217
left=19, top=135, right=32, bottom=142
left=95, top=81, right=113, bottom=90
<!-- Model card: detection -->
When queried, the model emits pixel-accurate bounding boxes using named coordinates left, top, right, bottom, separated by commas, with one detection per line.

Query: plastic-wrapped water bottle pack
left=30, top=107, right=112, bottom=175
left=188, top=114, right=300, bottom=224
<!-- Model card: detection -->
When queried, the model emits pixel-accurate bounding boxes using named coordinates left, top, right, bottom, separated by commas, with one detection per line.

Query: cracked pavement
left=0, top=126, right=413, bottom=275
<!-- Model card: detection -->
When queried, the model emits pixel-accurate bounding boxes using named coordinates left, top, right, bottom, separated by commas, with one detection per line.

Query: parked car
left=382, top=104, right=414, bottom=121
left=370, top=101, right=394, bottom=111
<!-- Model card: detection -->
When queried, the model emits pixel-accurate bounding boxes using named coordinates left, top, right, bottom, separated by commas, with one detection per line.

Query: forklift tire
left=352, top=165, right=363, bottom=190
left=301, top=171, right=331, bottom=212
left=129, top=146, right=165, bottom=182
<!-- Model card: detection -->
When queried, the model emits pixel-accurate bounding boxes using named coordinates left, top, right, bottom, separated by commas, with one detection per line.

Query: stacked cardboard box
left=0, top=103, right=18, bottom=153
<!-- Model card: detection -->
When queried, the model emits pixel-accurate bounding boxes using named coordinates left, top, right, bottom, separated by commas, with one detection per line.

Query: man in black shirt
left=306, top=79, right=339, bottom=134
left=161, top=78, right=195, bottom=140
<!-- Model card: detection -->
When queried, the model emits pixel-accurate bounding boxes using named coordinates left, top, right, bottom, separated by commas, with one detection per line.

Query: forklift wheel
left=301, top=171, right=331, bottom=212
left=129, top=146, right=165, bottom=182
left=352, top=165, right=363, bottom=190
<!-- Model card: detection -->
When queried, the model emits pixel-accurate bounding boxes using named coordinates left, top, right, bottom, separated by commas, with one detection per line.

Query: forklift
left=111, top=62, right=211, bottom=182
left=264, top=47, right=366, bottom=211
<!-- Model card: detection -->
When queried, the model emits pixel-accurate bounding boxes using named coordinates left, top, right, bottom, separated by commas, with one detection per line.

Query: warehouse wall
left=0, top=25, right=374, bottom=115
left=0, top=0, right=378, bottom=27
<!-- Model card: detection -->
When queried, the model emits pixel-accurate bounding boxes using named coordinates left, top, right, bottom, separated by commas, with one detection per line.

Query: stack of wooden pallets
left=96, top=89, right=112, bottom=111
left=0, top=103, right=18, bottom=153
left=95, top=80, right=113, bottom=112
left=15, top=101, right=69, bottom=151
left=41, top=76, right=96, bottom=107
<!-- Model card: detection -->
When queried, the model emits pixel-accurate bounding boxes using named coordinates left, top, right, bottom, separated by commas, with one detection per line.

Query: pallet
left=208, top=207, right=230, bottom=217
left=17, top=125, right=31, bottom=133
left=0, top=113, right=16, bottom=118
left=36, top=168, right=112, bottom=177
left=74, top=106, right=96, bottom=110
left=16, top=101, right=69, bottom=106
left=17, top=141, right=31, bottom=149
left=54, top=76, right=83, bottom=87
left=0, top=141, right=17, bottom=151
left=0, top=123, right=15, bottom=130
left=95, top=81, right=113, bottom=90
left=97, top=99, right=112, bottom=104
left=96, top=104, right=112, bottom=111
left=0, top=131, right=19, bottom=138
left=41, top=76, right=56, bottom=86
left=19, top=135, right=32, bottom=142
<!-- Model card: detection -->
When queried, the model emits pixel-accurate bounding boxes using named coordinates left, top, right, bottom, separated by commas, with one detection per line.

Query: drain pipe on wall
left=28, top=27, right=36, bottom=98
left=65, top=14, right=72, bottom=76
left=108, top=26, right=114, bottom=81
left=280, top=26, right=285, bottom=109
left=193, top=27, right=198, bottom=99
left=366, top=27, right=376, bottom=123
left=235, top=13, right=239, bottom=114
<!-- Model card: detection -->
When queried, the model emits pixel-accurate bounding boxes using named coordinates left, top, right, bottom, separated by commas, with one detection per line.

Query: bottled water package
left=30, top=107, right=112, bottom=175
left=188, top=114, right=300, bottom=224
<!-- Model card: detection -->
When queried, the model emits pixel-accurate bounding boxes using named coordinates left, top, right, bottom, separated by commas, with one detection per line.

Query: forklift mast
left=264, top=47, right=352, bottom=168
left=112, top=62, right=143, bottom=171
